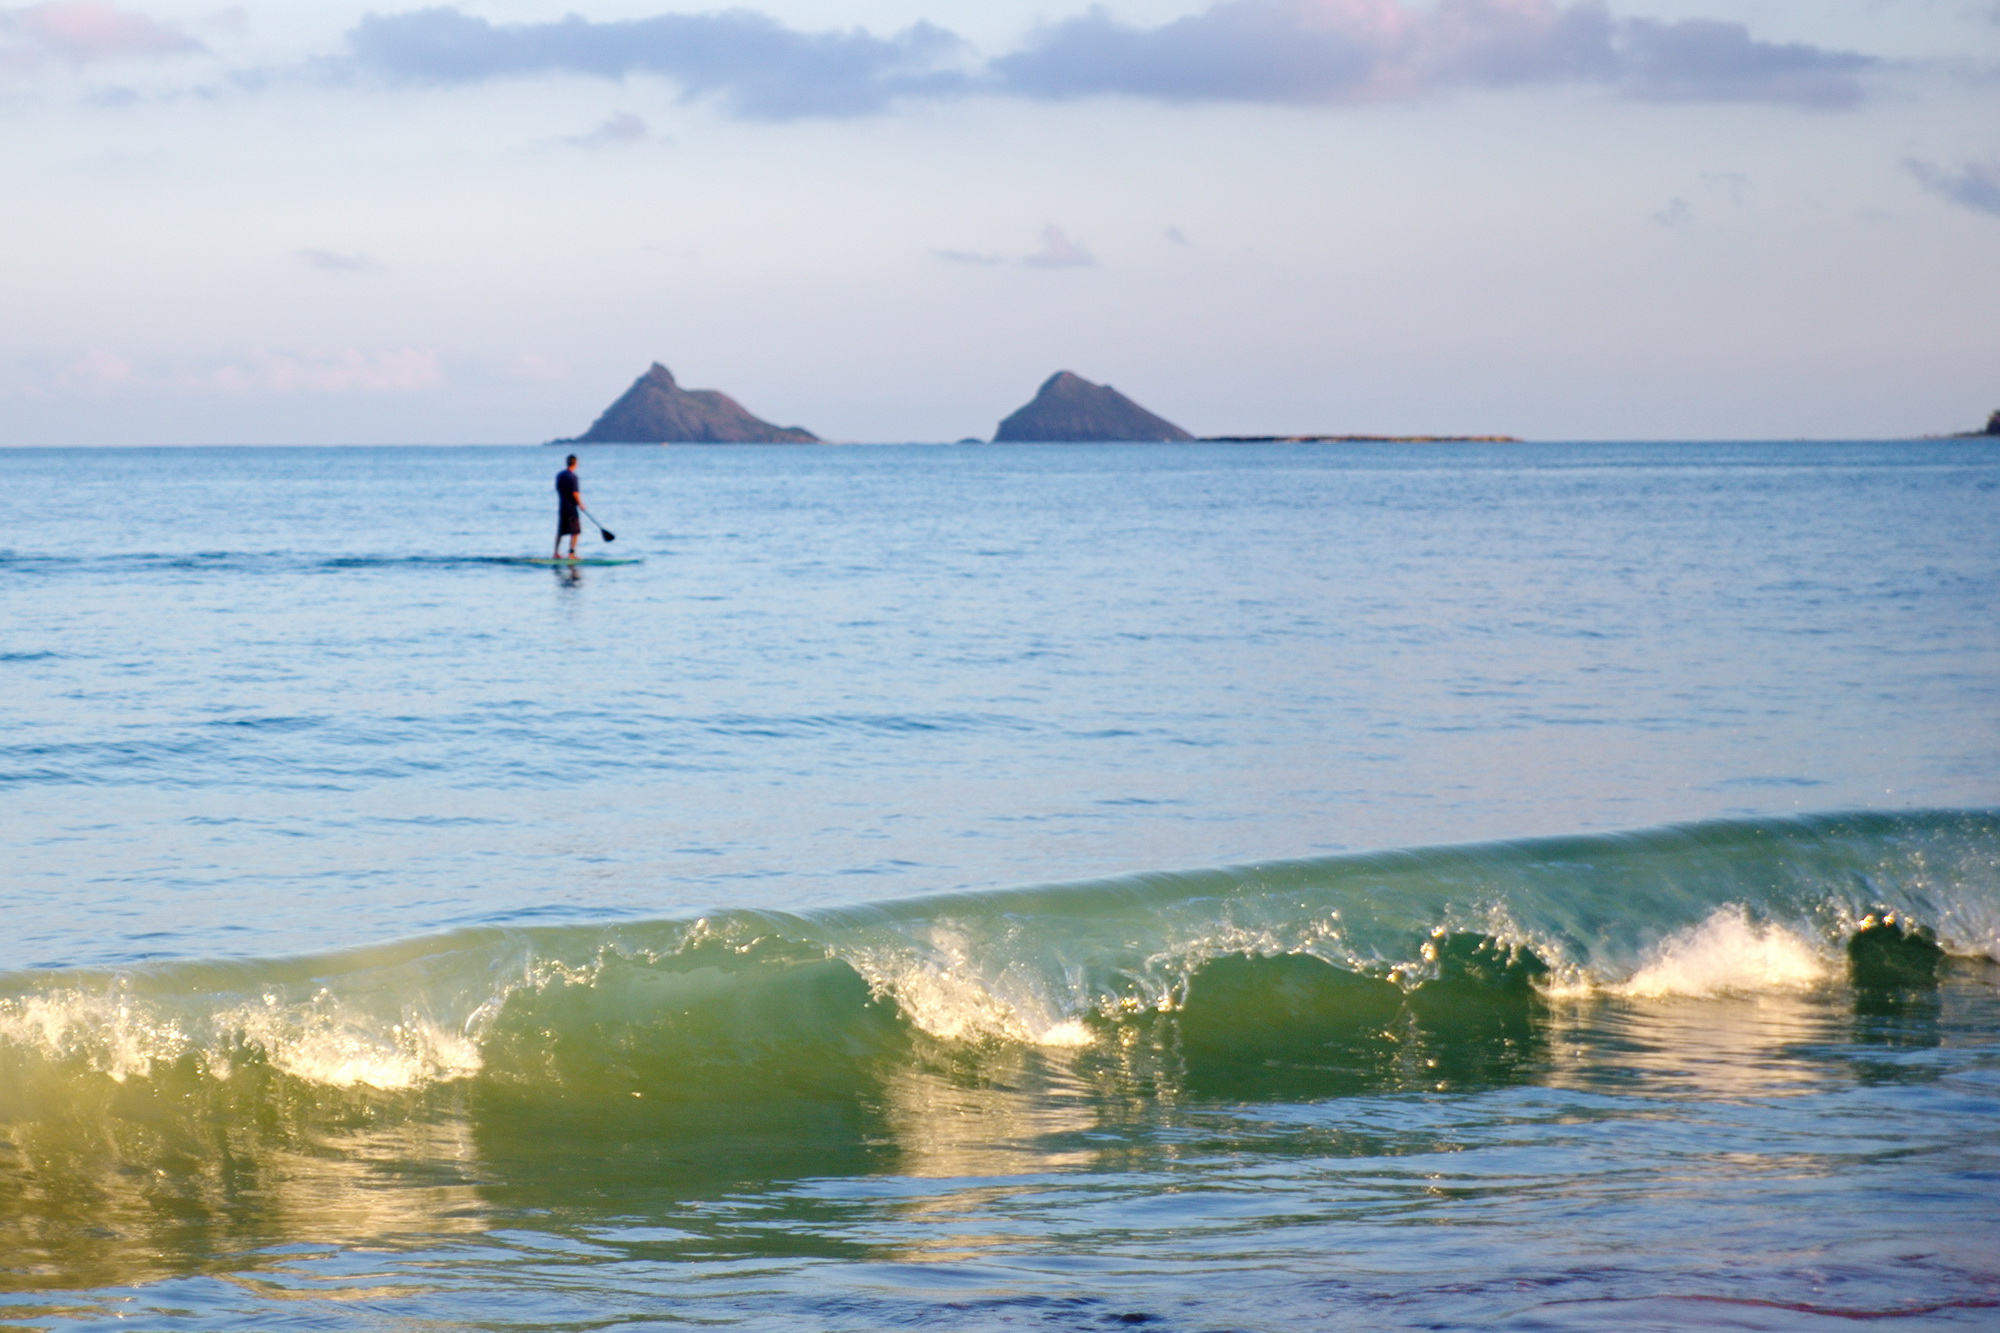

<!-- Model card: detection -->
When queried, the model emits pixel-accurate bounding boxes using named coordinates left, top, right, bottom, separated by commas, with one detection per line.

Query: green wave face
left=2, top=809, right=1997, bottom=1288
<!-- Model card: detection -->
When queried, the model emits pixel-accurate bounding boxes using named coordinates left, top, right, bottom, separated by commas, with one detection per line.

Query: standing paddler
left=554, top=454, right=582, bottom=559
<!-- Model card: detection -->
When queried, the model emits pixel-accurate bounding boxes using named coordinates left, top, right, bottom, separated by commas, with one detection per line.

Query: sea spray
left=1616, top=907, right=1831, bottom=998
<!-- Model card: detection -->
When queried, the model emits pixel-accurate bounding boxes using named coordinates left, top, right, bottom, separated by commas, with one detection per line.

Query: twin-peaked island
left=555, top=362, right=1991, bottom=444
left=557, top=364, right=1196, bottom=444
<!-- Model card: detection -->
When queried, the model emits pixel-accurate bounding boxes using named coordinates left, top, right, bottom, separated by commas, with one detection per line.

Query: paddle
left=580, top=507, right=616, bottom=542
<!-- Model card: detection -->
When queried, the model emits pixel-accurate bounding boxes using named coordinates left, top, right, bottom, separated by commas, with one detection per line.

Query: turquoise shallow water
left=1, top=441, right=1998, bottom=1329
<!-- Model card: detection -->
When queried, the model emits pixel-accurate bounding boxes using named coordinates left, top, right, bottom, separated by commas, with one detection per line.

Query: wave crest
left=1, top=809, right=1994, bottom=1108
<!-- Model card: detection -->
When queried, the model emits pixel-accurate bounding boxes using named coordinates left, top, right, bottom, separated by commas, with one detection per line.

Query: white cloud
left=1024, top=224, right=1095, bottom=267
left=0, top=0, right=201, bottom=72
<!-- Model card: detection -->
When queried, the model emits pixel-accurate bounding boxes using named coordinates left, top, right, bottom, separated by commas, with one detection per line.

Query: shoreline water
left=3, top=441, right=1995, bottom=1329
left=4, top=808, right=1997, bottom=1329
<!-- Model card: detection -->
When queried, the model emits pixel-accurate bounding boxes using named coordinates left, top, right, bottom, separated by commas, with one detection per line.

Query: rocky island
left=992, top=371, right=1194, bottom=442
left=1970, top=410, right=2000, bottom=438
left=556, top=363, right=819, bottom=444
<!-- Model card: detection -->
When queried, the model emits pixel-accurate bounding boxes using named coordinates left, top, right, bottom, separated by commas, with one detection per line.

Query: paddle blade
left=600, top=528, right=615, bottom=542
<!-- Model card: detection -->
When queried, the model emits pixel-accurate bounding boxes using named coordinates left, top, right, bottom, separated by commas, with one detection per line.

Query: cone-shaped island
left=992, top=371, right=1193, bottom=443
left=556, top=363, right=819, bottom=444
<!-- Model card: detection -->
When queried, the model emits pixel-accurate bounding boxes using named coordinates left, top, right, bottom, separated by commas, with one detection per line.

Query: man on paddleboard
left=554, top=455, right=582, bottom=559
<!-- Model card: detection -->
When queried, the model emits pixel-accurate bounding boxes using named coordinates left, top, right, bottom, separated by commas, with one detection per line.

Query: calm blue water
left=2, top=441, right=1998, bottom=1330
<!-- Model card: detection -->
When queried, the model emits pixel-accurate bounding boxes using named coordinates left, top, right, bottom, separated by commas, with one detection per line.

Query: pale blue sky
left=2, top=0, right=1997, bottom=443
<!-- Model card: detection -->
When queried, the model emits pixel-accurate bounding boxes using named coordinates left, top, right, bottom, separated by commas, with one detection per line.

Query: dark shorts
left=558, top=505, right=581, bottom=536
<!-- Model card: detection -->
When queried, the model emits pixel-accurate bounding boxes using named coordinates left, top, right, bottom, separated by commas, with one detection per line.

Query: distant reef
left=992, top=371, right=1194, bottom=443
left=556, top=363, right=819, bottom=444
left=1937, top=409, right=1999, bottom=439
left=1202, top=433, right=1523, bottom=444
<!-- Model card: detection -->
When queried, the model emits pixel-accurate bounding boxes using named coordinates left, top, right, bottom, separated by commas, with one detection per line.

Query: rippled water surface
left=2, top=441, right=1998, bottom=1330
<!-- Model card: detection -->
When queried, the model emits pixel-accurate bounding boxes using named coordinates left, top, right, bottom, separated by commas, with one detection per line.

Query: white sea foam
left=0, top=982, right=485, bottom=1091
left=1614, top=907, right=1831, bottom=998
left=848, top=926, right=1047, bottom=1044
left=0, top=987, right=192, bottom=1082
left=846, top=921, right=1129, bottom=1048
left=223, top=992, right=484, bottom=1090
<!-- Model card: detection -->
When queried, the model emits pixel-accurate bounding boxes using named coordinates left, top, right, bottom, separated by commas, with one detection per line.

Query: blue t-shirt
left=555, top=469, right=579, bottom=507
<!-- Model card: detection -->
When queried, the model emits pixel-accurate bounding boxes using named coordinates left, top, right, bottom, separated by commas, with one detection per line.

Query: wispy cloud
left=1908, top=157, right=2000, bottom=216
left=336, top=6, right=969, bottom=119
left=296, top=248, right=383, bottom=273
left=563, top=111, right=652, bottom=146
left=1701, top=171, right=1749, bottom=205
left=935, top=224, right=1097, bottom=268
left=0, top=0, right=201, bottom=71
left=1024, top=224, right=1094, bottom=267
left=933, top=248, right=1007, bottom=265
left=1652, top=170, right=1750, bottom=230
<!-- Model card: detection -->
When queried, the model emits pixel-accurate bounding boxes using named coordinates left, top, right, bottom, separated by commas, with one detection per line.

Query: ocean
left=1, top=440, right=1996, bottom=1330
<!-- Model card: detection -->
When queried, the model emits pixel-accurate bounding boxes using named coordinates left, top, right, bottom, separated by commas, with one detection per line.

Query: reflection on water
left=2, top=971, right=1995, bottom=1320
left=878, top=1042, right=1103, bottom=1180
left=0, top=1066, right=485, bottom=1294
left=1542, top=989, right=1847, bottom=1099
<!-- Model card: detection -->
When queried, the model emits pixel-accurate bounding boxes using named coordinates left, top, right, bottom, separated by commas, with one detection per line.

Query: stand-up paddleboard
left=492, top=556, right=644, bottom=567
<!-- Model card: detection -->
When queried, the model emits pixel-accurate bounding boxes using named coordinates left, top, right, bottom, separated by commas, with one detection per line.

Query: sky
left=2, top=0, right=1997, bottom=444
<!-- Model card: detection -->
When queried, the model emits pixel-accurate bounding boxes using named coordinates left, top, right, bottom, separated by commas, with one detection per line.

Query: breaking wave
left=2, top=809, right=1996, bottom=1114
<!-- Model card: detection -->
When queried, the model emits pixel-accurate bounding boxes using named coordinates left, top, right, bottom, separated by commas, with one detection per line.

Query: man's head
left=566, top=454, right=578, bottom=468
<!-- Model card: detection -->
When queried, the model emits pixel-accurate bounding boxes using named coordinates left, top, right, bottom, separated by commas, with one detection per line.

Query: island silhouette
left=555, top=364, right=818, bottom=444
left=993, top=371, right=1194, bottom=442
left=553, top=362, right=1527, bottom=443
